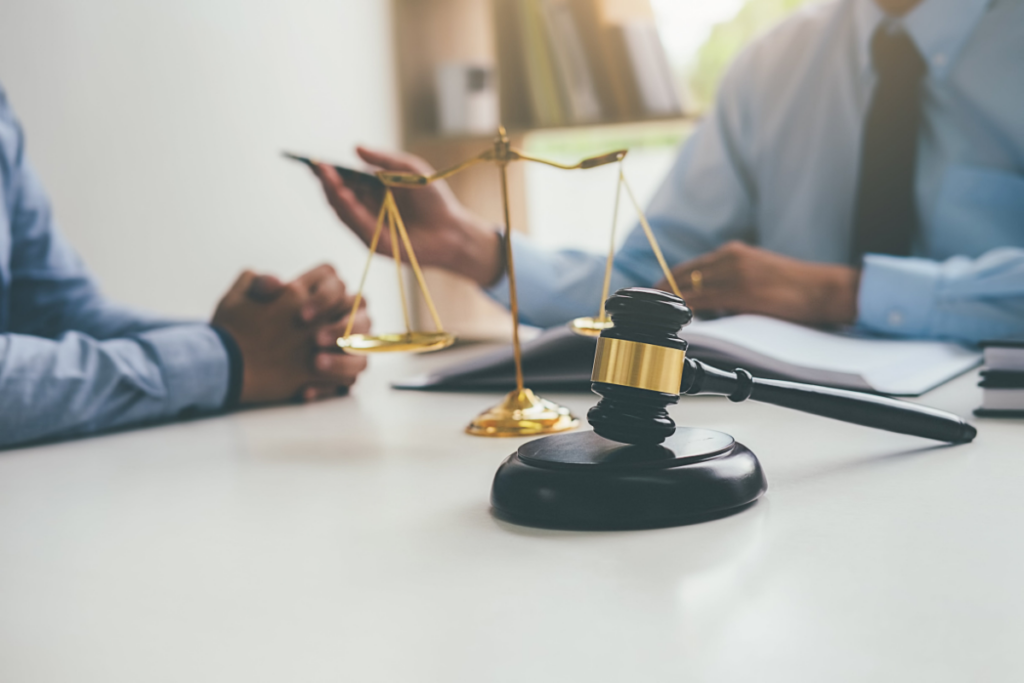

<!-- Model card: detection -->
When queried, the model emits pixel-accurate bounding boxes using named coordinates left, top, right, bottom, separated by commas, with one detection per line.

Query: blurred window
left=524, top=0, right=814, bottom=252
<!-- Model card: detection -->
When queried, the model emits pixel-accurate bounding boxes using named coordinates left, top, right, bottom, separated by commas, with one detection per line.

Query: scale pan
left=569, top=316, right=614, bottom=337
left=336, top=331, right=456, bottom=354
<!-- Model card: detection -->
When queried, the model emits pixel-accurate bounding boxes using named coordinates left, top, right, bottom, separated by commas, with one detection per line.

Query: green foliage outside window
left=688, top=0, right=815, bottom=109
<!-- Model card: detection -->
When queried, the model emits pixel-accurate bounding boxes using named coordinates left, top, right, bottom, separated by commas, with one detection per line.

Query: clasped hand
left=212, top=264, right=370, bottom=405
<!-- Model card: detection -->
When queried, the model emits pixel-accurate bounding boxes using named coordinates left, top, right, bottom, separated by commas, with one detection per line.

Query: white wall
left=0, top=0, right=403, bottom=327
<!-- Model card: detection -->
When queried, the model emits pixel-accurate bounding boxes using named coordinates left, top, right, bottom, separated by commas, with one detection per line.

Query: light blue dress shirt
left=489, top=0, right=1024, bottom=344
left=0, top=85, right=231, bottom=449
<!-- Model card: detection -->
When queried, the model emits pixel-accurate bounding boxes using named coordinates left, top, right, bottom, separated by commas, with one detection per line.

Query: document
left=681, top=315, right=980, bottom=395
left=395, top=314, right=981, bottom=397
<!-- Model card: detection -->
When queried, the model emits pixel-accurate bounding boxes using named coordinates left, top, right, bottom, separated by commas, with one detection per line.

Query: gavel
left=587, top=288, right=976, bottom=446
left=490, top=287, right=977, bottom=531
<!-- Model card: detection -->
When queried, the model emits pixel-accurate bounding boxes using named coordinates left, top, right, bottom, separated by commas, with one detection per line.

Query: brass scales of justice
left=335, top=126, right=683, bottom=438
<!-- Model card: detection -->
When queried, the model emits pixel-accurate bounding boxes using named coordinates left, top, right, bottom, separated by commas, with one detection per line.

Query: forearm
left=442, top=214, right=506, bottom=287
left=64, top=300, right=182, bottom=339
left=484, top=233, right=642, bottom=328
left=856, top=248, right=1024, bottom=344
left=0, top=325, right=232, bottom=449
left=10, top=272, right=181, bottom=340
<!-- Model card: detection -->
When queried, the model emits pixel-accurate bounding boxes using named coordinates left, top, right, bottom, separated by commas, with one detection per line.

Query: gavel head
left=587, top=288, right=692, bottom=445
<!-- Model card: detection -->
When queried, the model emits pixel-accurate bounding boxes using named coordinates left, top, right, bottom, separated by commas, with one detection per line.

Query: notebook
left=393, top=314, right=981, bottom=397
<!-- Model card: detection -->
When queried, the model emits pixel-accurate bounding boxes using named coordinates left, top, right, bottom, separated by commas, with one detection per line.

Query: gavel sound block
left=490, top=288, right=976, bottom=531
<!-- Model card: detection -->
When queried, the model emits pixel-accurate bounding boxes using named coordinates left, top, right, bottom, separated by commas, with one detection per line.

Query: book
left=980, top=370, right=1024, bottom=387
left=493, top=0, right=533, bottom=129
left=981, top=340, right=1024, bottom=371
left=976, top=388, right=1024, bottom=412
left=568, top=0, right=680, bottom=121
left=540, top=0, right=603, bottom=124
left=568, top=0, right=632, bottom=120
left=394, top=325, right=590, bottom=392
left=615, top=19, right=682, bottom=117
left=394, top=314, right=981, bottom=397
left=975, top=341, right=1024, bottom=417
left=499, top=0, right=679, bottom=127
left=519, top=0, right=566, bottom=127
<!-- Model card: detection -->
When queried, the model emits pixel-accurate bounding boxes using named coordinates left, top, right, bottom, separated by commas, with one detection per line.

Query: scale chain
left=598, top=161, right=625, bottom=322
left=343, top=192, right=390, bottom=339
left=388, top=196, right=413, bottom=335
left=621, top=170, right=682, bottom=298
left=388, top=192, right=446, bottom=333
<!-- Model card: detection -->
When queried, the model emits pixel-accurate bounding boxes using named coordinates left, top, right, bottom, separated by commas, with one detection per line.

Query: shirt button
left=888, top=310, right=904, bottom=326
left=934, top=53, right=947, bottom=67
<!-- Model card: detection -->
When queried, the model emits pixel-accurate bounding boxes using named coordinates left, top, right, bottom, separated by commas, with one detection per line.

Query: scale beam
left=514, top=149, right=627, bottom=170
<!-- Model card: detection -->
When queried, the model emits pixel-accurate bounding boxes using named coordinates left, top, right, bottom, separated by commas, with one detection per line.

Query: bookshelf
left=390, top=0, right=683, bottom=340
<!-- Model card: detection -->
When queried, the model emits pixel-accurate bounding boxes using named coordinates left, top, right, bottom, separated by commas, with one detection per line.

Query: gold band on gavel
left=590, top=338, right=685, bottom=395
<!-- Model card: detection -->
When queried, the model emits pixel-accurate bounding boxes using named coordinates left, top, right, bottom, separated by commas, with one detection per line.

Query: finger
left=300, top=274, right=347, bottom=323
left=659, top=278, right=738, bottom=311
left=314, top=164, right=385, bottom=247
left=316, top=308, right=372, bottom=348
left=676, top=259, right=755, bottom=311
left=313, top=161, right=340, bottom=190
left=655, top=270, right=722, bottom=295
left=667, top=288, right=728, bottom=312
left=652, top=275, right=673, bottom=293
left=314, top=163, right=355, bottom=211
left=654, top=248, right=735, bottom=294
left=316, top=289, right=362, bottom=325
left=294, top=263, right=339, bottom=294
left=677, top=248, right=725, bottom=272
left=301, top=383, right=340, bottom=403
left=247, top=274, right=285, bottom=303
left=351, top=181, right=384, bottom=208
left=314, top=351, right=368, bottom=385
left=356, top=146, right=433, bottom=175
left=222, top=270, right=258, bottom=303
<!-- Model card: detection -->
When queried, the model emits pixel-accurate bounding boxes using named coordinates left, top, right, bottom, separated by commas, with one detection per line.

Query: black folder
left=392, top=326, right=596, bottom=392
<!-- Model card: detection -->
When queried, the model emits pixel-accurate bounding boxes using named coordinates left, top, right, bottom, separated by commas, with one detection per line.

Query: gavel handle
left=680, top=358, right=977, bottom=444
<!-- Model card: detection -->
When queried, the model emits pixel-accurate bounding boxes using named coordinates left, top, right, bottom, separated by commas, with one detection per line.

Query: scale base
left=491, top=428, right=767, bottom=530
left=466, top=388, right=580, bottom=437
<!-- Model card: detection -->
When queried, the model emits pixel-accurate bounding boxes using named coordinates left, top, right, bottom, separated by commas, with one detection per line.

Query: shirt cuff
left=211, top=325, right=244, bottom=409
left=484, top=232, right=515, bottom=309
left=134, top=324, right=233, bottom=416
left=856, top=254, right=942, bottom=337
left=483, top=233, right=574, bottom=323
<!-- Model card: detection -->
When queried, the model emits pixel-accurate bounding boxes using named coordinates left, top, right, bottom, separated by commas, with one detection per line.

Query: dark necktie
left=851, top=25, right=927, bottom=260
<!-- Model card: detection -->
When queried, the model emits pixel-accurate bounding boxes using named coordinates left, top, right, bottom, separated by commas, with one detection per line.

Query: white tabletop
left=1, top=345, right=1021, bottom=683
